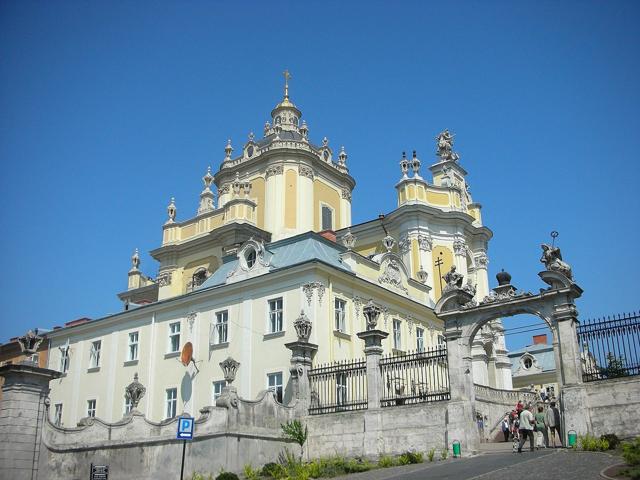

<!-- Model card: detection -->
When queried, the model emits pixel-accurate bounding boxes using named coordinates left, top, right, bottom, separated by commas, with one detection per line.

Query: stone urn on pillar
left=357, top=300, right=389, bottom=409
left=285, top=310, right=318, bottom=413
left=216, top=356, right=240, bottom=408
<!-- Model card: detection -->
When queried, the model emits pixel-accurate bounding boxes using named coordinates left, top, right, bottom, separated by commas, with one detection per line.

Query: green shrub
left=243, top=464, right=260, bottom=480
left=427, top=448, right=436, bottom=462
left=378, top=455, right=395, bottom=468
left=191, top=474, right=213, bottom=480
left=620, top=466, right=640, bottom=480
left=399, top=451, right=423, bottom=464
left=441, top=448, right=449, bottom=460
left=305, top=460, right=322, bottom=478
left=281, top=420, right=309, bottom=461
left=344, top=458, right=373, bottom=473
left=215, top=473, right=239, bottom=480
left=579, top=434, right=610, bottom=452
left=261, top=462, right=286, bottom=478
left=623, top=438, right=640, bottom=466
left=601, top=434, right=620, bottom=450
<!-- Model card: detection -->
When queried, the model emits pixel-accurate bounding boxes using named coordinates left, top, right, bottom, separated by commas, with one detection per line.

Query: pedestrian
left=517, top=403, right=535, bottom=453
left=511, top=412, right=520, bottom=453
left=501, top=416, right=510, bottom=442
left=546, top=401, right=562, bottom=447
left=534, top=405, right=547, bottom=449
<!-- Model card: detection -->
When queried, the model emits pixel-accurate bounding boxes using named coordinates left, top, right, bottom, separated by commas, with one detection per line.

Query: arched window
left=192, top=269, right=208, bottom=288
left=245, top=248, right=257, bottom=268
left=523, top=356, right=533, bottom=369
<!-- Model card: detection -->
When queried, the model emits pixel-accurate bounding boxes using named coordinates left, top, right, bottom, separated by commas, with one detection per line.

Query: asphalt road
left=333, top=449, right=620, bottom=480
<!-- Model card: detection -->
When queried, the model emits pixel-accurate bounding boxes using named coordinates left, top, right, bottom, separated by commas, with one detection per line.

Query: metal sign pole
left=179, top=440, right=186, bottom=480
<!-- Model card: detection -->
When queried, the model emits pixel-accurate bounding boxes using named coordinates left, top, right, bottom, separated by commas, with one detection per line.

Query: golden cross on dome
left=283, top=69, right=291, bottom=98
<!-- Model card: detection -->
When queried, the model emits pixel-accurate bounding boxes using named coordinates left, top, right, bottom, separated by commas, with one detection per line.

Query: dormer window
left=245, top=248, right=257, bottom=268
left=524, top=357, right=533, bottom=369
left=192, top=269, right=208, bottom=288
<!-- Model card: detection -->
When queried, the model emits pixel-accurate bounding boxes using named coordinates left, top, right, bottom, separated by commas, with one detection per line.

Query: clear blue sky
left=1, top=1, right=638, bottom=351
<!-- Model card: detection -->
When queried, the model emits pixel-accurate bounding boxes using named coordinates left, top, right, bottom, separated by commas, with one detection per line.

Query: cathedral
left=45, top=75, right=511, bottom=426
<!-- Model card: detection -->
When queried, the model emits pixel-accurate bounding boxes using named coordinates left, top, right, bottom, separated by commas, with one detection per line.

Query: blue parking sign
left=177, top=417, right=194, bottom=440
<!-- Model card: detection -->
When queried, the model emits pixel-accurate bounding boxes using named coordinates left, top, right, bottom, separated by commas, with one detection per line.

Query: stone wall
left=583, top=376, right=640, bottom=439
left=40, top=390, right=296, bottom=480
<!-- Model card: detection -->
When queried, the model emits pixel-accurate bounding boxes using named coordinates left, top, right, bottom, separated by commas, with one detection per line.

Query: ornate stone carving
left=166, top=197, right=176, bottom=223
left=299, top=165, right=314, bottom=179
left=443, top=265, right=464, bottom=293
left=124, top=372, right=146, bottom=410
left=453, top=237, right=468, bottom=256
left=363, top=300, right=381, bottom=330
left=265, top=165, right=284, bottom=178
left=218, top=184, right=230, bottom=195
left=383, top=235, right=396, bottom=252
left=219, top=357, right=240, bottom=384
left=293, top=310, right=312, bottom=342
left=436, top=129, right=460, bottom=162
left=479, top=288, right=533, bottom=305
left=475, top=252, right=489, bottom=268
left=131, top=248, right=140, bottom=271
left=418, top=233, right=432, bottom=252
left=341, top=228, right=356, bottom=250
left=407, top=316, right=414, bottom=334
left=157, top=271, right=172, bottom=287
left=416, top=267, right=429, bottom=284
left=302, top=281, right=325, bottom=306
left=378, top=258, right=408, bottom=294
left=382, top=306, right=389, bottom=329
left=353, top=296, right=363, bottom=322
left=399, top=151, right=409, bottom=178
left=316, top=283, right=325, bottom=305
left=341, top=188, right=352, bottom=201
left=186, top=311, right=197, bottom=332
left=17, top=329, right=43, bottom=355
left=398, top=235, right=410, bottom=255
left=540, top=244, right=573, bottom=279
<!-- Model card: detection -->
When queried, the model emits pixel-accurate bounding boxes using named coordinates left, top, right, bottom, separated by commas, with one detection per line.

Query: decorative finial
left=342, top=227, right=357, bottom=250
left=363, top=300, right=381, bottom=330
left=322, top=136, right=329, bottom=147
left=167, top=197, right=176, bottom=223
left=293, top=310, right=312, bottom=342
left=399, top=151, right=409, bottom=178
left=412, top=150, right=422, bottom=178
left=124, top=372, right=146, bottom=411
left=248, top=131, right=255, bottom=142
left=225, top=139, right=233, bottom=160
left=264, top=121, right=271, bottom=137
left=436, top=129, right=459, bottom=162
left=383, top=235, right=395, bottom=252
left=131, top=248, right=140, bottom=271
left=550, top=230, right=559, bottom=247
left=300, top=120, right=308, bottom=139
left=203, top=166, right=214, bottom=190
left=219, top=356, right=240, bottom=384
left=338, top=146, right=348, bottom=166
left=198, top=167, right=215, bottom=214
left=283, top=69, right=291, bottom=99
left=17, top=329, right=44, bottom=356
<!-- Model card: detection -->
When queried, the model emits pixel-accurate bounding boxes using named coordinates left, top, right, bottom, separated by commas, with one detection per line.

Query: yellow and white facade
left=46, top=79, right=507, bottom=426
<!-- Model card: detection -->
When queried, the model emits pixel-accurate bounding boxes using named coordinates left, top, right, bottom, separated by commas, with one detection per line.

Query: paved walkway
left=332, top=448, right=620, bottom=480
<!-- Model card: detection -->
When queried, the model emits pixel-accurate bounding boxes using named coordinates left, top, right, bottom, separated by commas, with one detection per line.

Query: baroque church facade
left=46, top=77, right=511, bottom=426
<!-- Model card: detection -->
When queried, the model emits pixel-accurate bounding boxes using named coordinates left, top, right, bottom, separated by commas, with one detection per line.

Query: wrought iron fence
left=577, top=311, right=640, bottom=382
left=308, top=358, right=367, bottom=415
left=379, top=346, right=450, bottom=407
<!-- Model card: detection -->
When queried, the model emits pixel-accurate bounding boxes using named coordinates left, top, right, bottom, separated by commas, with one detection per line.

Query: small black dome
left=496, top=269, right=512, bottom=286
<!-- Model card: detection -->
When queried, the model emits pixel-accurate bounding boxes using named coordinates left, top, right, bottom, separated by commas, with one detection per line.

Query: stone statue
left=17, top=329, right=44, bottom=355
left=124, top=373, right=146, bottom=411
left=436, top=130, right=459, bottom=161
left=443, top=265, right=464, bottom=292
left=540, top=244, right=572, bottom=279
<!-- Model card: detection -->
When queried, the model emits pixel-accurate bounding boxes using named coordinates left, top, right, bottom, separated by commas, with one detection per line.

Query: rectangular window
left=267, top=372, right=283, bottom=403
left=54, top=403, right=63, bottom=426
left=268, top=298, right=283, bottom=333
left=166, top=388, right=177, bottom=419
left=89, top=340, right=101, bottom=368
left=169, top=322, right=181, bottom=353
left=334, top=298, right=346, bottom=332
left=87, top=399, right=96, bottom=418
left=124, top=397, right=132, bottom=415
left=214, top=311, right=228, bottom=344
left=416, top=327, right=425, bottom=352
left=59, top=347, right=69, bottom=373
left=212, top=380, right=226, bottom=402
left=393, top=319, right=402, bottom=350
left=321, top=205, right=333, bottom=230
left=336, top=372, right=347, bottom=406
left=128, top=331, right=139, bottom=361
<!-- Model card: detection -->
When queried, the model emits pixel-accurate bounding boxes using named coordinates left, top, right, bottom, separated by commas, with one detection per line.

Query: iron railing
left=308, top=358, right=368, bottom=415
left=577, top=311, right=640, bottom=382
left=379, top=346, right=450, bottom=407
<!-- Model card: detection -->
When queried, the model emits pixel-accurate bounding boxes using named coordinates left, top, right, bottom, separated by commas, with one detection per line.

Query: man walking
left=546, top=401, right=562, bottom=447
left=518, top=403, right=535, bottom=453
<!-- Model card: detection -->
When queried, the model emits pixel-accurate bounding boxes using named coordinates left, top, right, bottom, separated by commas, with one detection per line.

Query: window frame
left=128, top=331, right=139, bottom=361
left=268, top=298, right=284, bottom=333
left=334, top=298, right=346, bottom=333
left=168, top=322, right=181, bottom=353
left=165, top=387, right=178, bottom=419
left=392, top=319, right=402, bottom=350
left=320, top=203, right=334, bottom=231
left=416, top=327, right=425, bottom=352
left=212, top=380, right=226, bottom=402
left=267, top=372, right=283, bottom=403
left=54, top=403, right=63, bottom=426
left=89, top=340, right=101, bottom=369
left=87, top=399, right=97, bottom=418
left=59, top=347, right=70, bottom=373
left=214, top=311, right=229, bottom=344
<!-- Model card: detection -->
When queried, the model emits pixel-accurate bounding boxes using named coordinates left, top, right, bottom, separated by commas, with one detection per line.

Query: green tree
left=281, top=420, right=308, bottom=461
left=600, top=352, right=626, bottom=378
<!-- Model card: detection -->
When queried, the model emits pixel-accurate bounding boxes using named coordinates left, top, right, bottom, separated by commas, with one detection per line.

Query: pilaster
left=356, top=329, right=389, bottom=409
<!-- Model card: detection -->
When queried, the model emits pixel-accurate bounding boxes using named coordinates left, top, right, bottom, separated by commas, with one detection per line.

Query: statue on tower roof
left=436, top=129, right=460, bottom=162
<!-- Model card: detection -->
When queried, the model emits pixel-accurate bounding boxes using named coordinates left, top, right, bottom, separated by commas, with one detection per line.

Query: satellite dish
left=180, top=342, right=193, bottom=367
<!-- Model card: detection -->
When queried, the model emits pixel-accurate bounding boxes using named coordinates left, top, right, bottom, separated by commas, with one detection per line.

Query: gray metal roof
left=507, top=343, right=556, bottom=373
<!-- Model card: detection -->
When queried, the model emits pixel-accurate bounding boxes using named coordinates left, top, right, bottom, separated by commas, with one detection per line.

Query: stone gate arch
left=434, top=251, right=590, bottom=453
